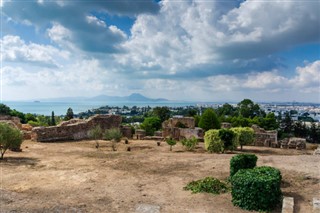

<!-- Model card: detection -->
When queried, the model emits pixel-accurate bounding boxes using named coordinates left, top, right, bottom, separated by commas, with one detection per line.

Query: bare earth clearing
left=1, top=140, right=319, bottom=213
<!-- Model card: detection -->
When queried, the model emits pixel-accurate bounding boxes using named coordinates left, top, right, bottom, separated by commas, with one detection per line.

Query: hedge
left=230, top=154, right=258, bottom=177
left=231, top=166, right=282, bottom=211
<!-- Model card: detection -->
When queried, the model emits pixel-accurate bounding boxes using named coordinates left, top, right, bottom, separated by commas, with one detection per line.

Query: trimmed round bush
left=230, top=154, right=258, bottom=177
left=204, top=129, right=223, bottom=153
left=231, top=166, right=282, bottom=212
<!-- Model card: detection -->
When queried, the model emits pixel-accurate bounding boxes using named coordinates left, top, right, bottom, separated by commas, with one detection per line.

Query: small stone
left=135, top=204, right=160, bottom=213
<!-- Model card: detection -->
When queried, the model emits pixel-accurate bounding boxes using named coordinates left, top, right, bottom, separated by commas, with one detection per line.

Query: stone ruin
left=252, top=125, right=278, bottom=148
left=314, top=145, right=320, bottom=155
left=280, top=137, right=306, bottom=150
left=32, top=114, right=122, bottom=142
left=0, top=115, right=32, bottom=140
left=162, top=117, right=204, bottom=140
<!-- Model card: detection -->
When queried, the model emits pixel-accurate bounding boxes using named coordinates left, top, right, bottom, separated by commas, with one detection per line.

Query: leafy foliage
left=181, top=136, right=198, bottom=151
left=184, top=177, right=229, bottom=195
left=0, top=104, right=11, bottom=115
left=218, top=128, right=237, bottom=152
left=199, top=108, right=220, bottom=131
left=204, top=129, right=224, bottom=153
left=140, top=116, right=161, bottom=136
left=231, top=166, right=282, bottom=212
left=0, top=123, right=23, bottom=159
left=230, top=154, right=258, bottom=177
left=166, top=137, right=177, bottom=151
left=231, top=127, right=254, bottom=150
left=237, top=99, right=265, bottom=118
left=104, top=128, right=122, bottom=142
left=152, top=106, right=171, bottom=122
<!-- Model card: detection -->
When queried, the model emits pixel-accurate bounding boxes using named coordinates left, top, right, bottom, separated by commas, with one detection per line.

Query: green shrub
left=166, top=137, right=177, bottom=151
left=181, top=136, right=198, bottom=151
left=204, top=129, right=223, bottom=153
left=88, top=125, right=103, bottom=140
left=140, top=117, right=161, bottom=136
left=219, top=128, right=237, bottom=152
left=230, top=154, right=258, bottom=177
left=231, top=127, right=254, bottom=150
left=104, top=128, right=122, bottom=142
left=184, top=177, right=229, bottom=195
left=0, top=123, right=23, bottom=159
left=231, top=166, right=282, bottom=211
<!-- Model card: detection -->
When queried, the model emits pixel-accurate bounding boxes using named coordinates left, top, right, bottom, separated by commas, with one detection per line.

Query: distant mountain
left=89, top=93, right=168, bottom=102
left=39, top=93, right=168, bottom=102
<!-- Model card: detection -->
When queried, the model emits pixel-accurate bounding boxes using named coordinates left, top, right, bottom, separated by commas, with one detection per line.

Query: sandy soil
left=1, top=140, right=319, bottom=213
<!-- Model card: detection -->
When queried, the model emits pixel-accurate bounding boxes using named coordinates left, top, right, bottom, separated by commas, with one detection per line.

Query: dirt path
left=1, top=140, right=319, bottom=213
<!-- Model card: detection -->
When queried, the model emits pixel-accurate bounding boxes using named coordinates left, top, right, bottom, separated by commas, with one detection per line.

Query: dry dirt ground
left=1, top=139, right=319, bottom=213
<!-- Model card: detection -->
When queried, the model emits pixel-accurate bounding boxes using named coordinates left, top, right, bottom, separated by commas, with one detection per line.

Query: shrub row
left=204, top=127, right=254, bottom=153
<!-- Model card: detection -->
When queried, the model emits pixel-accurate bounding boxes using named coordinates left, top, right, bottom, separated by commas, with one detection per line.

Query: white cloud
left=2, top=35, right=69, bottom=67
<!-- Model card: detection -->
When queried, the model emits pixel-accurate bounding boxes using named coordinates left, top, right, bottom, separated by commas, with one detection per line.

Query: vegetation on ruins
left=165, top=137, right=177, bottom=151
left=184, top=177, right=229, bottom=195
left=231, top=127, right=255, bottom=150
left=181, top=136, right=198, bottom=151
left=231, top=166, right=282, bottom=211
left=229, top=154, right=258, bottom=177
left=198, top=108, right=220, bottom=131
left=0, top=123, right=23, bottom=159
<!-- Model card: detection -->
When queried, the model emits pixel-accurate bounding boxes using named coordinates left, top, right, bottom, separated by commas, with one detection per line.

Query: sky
left=0, top=0, right=319, bottom=103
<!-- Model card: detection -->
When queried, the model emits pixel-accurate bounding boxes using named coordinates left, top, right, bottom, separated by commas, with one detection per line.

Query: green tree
left=309, top=122, right=320, bottom=143
left=152, top=107, right=171, bottom=122
left=281, top=112, right=293, bottom=134
left=141, top=117, right=162, bottom=136
left=199, top=108, right=220, bottom=131
left=204, top=129, right=224, bottom=153
left=293, top=121, right=307, bottom=138
left=64, top=107, right=74, bottom=121
left=231, top=127, right=255, bottom=150
left=51, top=111, right=56, bottom=126
left=0, top=123, right=23, bottom=159
left=25, top=113, right=37, bottom=123
left=217, top=103, right=236, bottom=117
left=237, top=99, right=264, bottom=118
left=261, top=113, right=279, bottom=130
left=0, top=104, right=11, bottom=115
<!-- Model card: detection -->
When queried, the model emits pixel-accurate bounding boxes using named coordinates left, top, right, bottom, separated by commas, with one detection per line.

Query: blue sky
left=1, top=0, right=319, bottom=102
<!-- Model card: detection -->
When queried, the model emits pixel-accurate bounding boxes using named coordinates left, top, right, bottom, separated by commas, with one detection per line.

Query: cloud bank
left=1, top=0, right=320, bottom=102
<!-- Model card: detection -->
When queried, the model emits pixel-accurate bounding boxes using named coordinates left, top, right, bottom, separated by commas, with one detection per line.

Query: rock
left=314, top=147, right=320, bottom=155
left=288, top=137, right=306, bottom=150
left=282, top=197, right=294, bottom=213
left=313, top=198, right=320, bottom=212
left=135, top=204, right=160, bottom=213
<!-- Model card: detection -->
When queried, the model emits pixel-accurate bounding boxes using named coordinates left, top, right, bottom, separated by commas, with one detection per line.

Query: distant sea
left=3, top=101, right=200, bottom=116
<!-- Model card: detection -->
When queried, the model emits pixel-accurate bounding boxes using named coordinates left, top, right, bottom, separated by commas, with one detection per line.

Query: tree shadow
left=234, top=148, right=279, bottom=155
left=0, top=157, right=39, bottom=167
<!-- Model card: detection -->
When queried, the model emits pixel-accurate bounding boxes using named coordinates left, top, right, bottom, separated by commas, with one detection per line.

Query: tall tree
left=51, top=111, right=56, bottom=126
left=64, top=108, right=74, bottom=121
left=199, top=108, right=220, bottom=131
left=237, top=99, right=264, bottom=118
left=152, top=106, right=170, bottom=122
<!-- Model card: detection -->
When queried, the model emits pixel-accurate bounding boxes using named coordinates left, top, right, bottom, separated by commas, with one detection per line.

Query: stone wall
left=162, top=117, right=204, bottom=140
left=162, top=117, right=195, bottom=129
left=32, top=115, right=121, bottom=142
left=0, top=115, right=22, bottom=129
left=252, top=125, right=278, bottom=147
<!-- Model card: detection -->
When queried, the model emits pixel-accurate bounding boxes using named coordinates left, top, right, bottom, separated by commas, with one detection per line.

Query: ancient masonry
left=32, top=115, right=122, bottom=142
left=251, top=125, right=278, bottom=147
left=162, top=117, right=204, bottom=140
